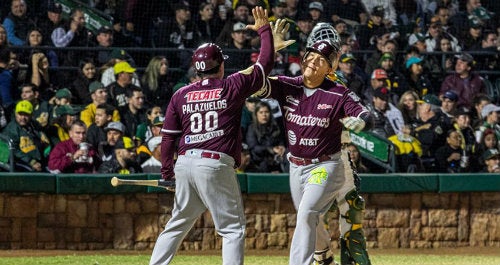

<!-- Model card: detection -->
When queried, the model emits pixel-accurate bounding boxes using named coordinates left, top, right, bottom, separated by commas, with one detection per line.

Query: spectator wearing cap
left=461, top=18, right=484, bottom=51
left=361, top=1, right=397, bottom=26
left=378, top=52, right=408, bottom=98
left=135, top=106, right=163, bottom=146
left=94, top=26, right=114, bottom=65
left=80, top=81, right=120, bottom=127
left=98, top=136, right=141, bottom=174
left=356, top=5, right=390, bottom=50
left=452, top=108, right=479, bottom=171
left=48, top=120, right=100, bottom=173
left=440, top=90, right=459, bottom=118
left=70, top=58, right=97, bottom=105
left=448, top=0, right=493, bottom=42
left=216, top=2, right=251, bottom=47
left=363, top=68, right=390, bottom=105
left=327, top=0, right=367, bottom=26
left=46, top=104, right=82, bottom=145
left=424, top=15, right=461, bottom=53
left=19, top=83, right=50, bottom=130
left=49, top=88, right=72, bottom=119
left=474, top=103, right=500, bottom=144
left=241, top=96, right=260, bottom=137
left=2, top=0, right=35, bottom=46
left=440, top=52, right=486, bottom=110
left=136, top=114, right=164, bottom=164
left=480, top=148, right=500, bottom=173
left=155, top=1, right=199, bottom=70
left=435, top=129, right=468, bottom=173
left=408, top=32, right=427, bottom=52
left=141, top=136, right=162, bottom=173
left=100, top=48, right=140, bottom=87
left=222, top=21, right=252, bottom=70
left=106, top=61, right=141, bottom=108
left=405, top=56, right=434, bottom=98
left=86, top=103, right=115, bottom=150
left=336, top=53, right=365, bottom=96
left=308, top=1, right=327, bottom=24
left=37, top=1, right=64, bottom=46
left=414, top=94, right=454, bottom=171
left=2, top=100, right=50, bottom=172
left=364, top=36, right=397, bottom=77
left=366, top=86, right=404, bottom=138
left=97, top=121, right=128, bottom=162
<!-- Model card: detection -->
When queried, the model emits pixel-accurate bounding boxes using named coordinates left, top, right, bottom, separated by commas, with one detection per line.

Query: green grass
left=0, top=249, right=499, bottom=265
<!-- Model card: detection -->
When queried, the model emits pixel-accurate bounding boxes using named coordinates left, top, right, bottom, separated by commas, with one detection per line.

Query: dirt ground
left=0, top=247, right=499, bottom=257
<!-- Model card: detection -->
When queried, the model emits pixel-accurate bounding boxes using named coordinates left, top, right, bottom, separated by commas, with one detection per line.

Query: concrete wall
left=0, top=192, right=499, bottom=250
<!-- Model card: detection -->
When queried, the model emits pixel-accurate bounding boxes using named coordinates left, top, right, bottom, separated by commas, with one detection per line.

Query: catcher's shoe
left=312, top=256, right=338, bottom=265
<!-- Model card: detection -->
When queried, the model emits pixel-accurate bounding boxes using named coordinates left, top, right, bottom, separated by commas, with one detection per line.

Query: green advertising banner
left=349, top=131, right=390, bottom=162
left=55, top=0, right=113, bottom=33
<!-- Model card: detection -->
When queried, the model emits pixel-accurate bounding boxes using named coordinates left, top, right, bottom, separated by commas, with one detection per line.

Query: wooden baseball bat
left=110, top=177, right=175, bottom=191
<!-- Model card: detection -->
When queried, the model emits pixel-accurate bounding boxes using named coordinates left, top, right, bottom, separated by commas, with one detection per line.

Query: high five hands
left=271, top=19, right=296, bottom=51
left=246, top=6, right=269, bottom=32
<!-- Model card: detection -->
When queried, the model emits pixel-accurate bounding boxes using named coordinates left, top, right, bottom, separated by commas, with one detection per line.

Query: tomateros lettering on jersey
left=285, top=108, right=330, bottom=128
left=182, top=100, right=227, bottom=114
left=185, top=88, right=223, bottom=102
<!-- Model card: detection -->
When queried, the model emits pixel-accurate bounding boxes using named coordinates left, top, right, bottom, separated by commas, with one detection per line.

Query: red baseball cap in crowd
left=371, top=69, right=388, bottom=79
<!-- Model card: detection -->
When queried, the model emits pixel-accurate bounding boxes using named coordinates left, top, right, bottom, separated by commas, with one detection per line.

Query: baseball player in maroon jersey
left=149, top=7, right=274, bottom=265
left=256, top=38, right=372, bottom=265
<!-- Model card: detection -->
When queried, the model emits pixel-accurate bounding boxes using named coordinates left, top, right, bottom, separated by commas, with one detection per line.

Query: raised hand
left=271, top=19, right=296, bottom=51
left=246, top=6, right=269, bottom=32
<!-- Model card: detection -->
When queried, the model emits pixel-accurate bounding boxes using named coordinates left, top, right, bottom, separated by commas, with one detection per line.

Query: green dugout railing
left=0, top=173, right=499, bottom=194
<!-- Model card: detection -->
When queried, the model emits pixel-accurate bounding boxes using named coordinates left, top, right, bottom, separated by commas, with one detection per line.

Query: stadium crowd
left=0, top=0, right=500, bottom=174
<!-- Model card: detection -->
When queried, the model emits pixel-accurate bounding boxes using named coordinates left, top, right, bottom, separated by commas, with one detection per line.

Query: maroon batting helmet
left=303, top=39, right=339, bottom=67
left=192, top=43, right=228, bottom=73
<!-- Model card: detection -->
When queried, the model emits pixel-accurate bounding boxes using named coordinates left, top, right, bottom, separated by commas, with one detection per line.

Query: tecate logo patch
left=185, top=88, right=223, bottom=103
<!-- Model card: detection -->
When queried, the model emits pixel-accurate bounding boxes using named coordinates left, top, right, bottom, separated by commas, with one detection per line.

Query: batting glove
left=340, top=117, right=366, bottom=133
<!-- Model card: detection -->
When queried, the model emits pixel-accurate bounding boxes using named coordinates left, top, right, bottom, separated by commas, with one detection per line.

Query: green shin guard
left=342, top=229, right=371, bottom=265
left=340, top=190, right=371, bottom=265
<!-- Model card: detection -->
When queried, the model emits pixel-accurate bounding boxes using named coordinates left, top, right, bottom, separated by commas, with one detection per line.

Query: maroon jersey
left=160, top=25, right=274, bottom=179
left=264, top=75, right=368, bottom=158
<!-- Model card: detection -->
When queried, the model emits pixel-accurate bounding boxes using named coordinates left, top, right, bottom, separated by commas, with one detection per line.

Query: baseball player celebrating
left=258, top=28, right=372, bottom=265
left=149, top=7, right=274, bottom=265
